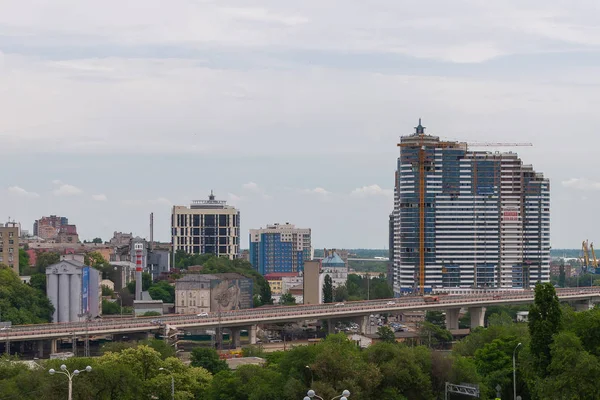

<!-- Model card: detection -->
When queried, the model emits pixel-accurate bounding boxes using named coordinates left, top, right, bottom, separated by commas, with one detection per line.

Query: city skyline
left=2, top=1, right=599, bottom=249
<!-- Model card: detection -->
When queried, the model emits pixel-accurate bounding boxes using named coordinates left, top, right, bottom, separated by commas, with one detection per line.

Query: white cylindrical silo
left=70, top=271, right=81, bottom=322
left=47, top=273, right=59, bottom=323
left=59, top=273, right=70, bottom=323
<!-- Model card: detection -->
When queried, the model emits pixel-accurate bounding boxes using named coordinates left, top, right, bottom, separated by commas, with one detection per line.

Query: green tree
left=85, top=251, right=113, bottom=279
left=425, top=311, right=446, bottom=328
left=536, top=331, right=600, bottom=399
left=323, top=274, right=333, bottom=304
left=148, top=280, right=175, bottom=303
left=260, top=280, right=273, bottom=305
left=29, top=273, right=47, bottom=294
left=92, top=237, right=103, bottom=244
left=101, top=285, right=114, bottom=296
left=528, top=282, right=562, bottom=375
left=190, top=347, right=228, bottom=375
left=279, top=292, right=296, bottom=306
left=377, top=326, right=396, bottom=343
left=0, top=264, right=54, bottom=324
left=138, top=339, right=177, bottom=360
left=101, top=299, right=121, bottom=315
left=18, top=249, right=30, bottom=275
left=34, top=251, right=60, bottom=273
left=333, top=284, right=349, bottom=302
left=419, top=322, right=452, bottom=349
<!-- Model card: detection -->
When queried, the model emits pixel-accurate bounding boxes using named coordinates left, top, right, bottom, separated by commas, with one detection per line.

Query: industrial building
left=46, top=260, right=101, bottom=323
left=249, top=223, right=312, bottom=275
left=0, top=224, right=19, bottom=274
left=175, top=273, right=253, bottom=314
left=392, top=120, right=550, bottom=295
left=171, top=192, right=240, bottom=260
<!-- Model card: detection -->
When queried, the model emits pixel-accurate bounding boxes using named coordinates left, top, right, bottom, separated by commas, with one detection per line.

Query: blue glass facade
left=249, top=232, right=308, bottom=275
left=393, top=125, right=550, bottom=295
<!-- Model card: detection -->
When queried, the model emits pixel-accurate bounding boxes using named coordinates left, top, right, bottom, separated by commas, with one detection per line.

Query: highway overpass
left=3, top=288, right=599, bottom=346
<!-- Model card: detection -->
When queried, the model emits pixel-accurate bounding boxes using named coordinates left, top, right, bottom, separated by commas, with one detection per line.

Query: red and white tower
left=134, top=243, right=144, bottom=301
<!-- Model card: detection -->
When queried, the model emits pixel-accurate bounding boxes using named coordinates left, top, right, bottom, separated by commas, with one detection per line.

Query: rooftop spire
left=209, top=190, right=215, bottom=201
left=414, top=118, right=426, bottom=135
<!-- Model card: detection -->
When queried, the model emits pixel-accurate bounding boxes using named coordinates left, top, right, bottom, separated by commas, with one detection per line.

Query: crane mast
left=397, top=119, right=533, bottom=295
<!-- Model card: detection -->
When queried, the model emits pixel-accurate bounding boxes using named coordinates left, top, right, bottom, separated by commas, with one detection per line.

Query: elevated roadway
left=4, top=288, right=599, bottom=342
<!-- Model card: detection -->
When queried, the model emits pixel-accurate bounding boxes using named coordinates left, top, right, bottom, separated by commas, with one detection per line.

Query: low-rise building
left=175, top=273, right=253, bottom=314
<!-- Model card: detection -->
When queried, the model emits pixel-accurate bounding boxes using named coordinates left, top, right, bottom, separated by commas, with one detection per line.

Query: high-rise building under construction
left=392, top=120, right=549, bottom=295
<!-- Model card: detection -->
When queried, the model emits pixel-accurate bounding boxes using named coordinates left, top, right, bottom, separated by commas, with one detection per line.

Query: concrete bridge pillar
left=445, top=308, right=460, bottom=331
left=50, top=339, right=58, bottom=355
left=359, top=316, right=369, bottom=335
left=37, top=341, right=44, bottom=359
left=574, top=299, right=593, bottom=312
left=230, top=328, right=241, bottom=349
left=469, top=307, right=486, bottom=329
left=327, top=319, right=335, bottom=336
left=248, top=325, right=257, bottom=345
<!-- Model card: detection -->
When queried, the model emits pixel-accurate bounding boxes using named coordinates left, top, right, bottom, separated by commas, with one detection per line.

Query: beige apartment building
left=0, top=226, right=19, bottom=274
left=171, top=192, right=240, bottom=260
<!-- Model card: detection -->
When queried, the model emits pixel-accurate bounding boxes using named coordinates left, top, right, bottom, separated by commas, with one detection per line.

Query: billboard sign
left=210, top=278, right=253, bottom=311
left=502, top=207, right=519, bottom=221
left=81, top=266, right=90, bottom=314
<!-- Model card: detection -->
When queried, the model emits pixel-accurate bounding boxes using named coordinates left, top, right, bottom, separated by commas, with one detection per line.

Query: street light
left=49, top=364, right=92, bottom=400
left=305, top=365, right=313, bottom=387
left=513, top=342, right=522, bottom=400
left=159, top=367, right=175, bottom=400
left=305, top=389, right=350, bottom=400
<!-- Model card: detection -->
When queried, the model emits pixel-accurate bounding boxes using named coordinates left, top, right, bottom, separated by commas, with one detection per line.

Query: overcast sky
left=1, top=0, right=599, bottom=249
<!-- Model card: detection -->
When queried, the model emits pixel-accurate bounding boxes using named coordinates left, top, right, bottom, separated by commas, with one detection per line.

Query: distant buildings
left=174, top=273, right=253, bottom=314
left=321, top=249, right=348, bottom=288
left=249, top=223, right=312, bottom=275
left=0, top=224, right=19, bottom=274
left=549, top=262, right=576, bottom=278
left=33, top=215, right=79, bottom=243
left=109, top=233, right=170, bottom=280
left=171, top=192, right=240, bottom=260
left=46, top=260, right=101, bottom=323
left=392, top=120, right=550, bottom=295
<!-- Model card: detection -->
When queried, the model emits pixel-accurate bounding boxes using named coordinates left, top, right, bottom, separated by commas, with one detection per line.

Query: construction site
left=391, top=120, right=550, bottom=295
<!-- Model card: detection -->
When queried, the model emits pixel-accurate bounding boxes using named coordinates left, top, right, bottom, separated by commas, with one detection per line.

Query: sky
left=1, top=0, right=599, bottom=249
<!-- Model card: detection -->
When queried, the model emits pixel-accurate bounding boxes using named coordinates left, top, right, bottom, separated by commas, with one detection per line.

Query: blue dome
left=322, top=252, right=345, bottom=267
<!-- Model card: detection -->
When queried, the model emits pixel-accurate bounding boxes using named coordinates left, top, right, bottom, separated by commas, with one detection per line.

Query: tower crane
left=397, top=119, right=533, bottom=295
left=591, top=243, right=598, bottom=273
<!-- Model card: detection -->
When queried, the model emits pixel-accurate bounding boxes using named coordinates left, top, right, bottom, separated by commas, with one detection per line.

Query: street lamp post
left=305, top=365, right=313, bottom=387
left=513, top=342, right=522, bottom=400
left=159, top=367, right=175, bottom=400
left=49, top=364, right=92, bottom=400
left=304, top=389, right=350, bottom=400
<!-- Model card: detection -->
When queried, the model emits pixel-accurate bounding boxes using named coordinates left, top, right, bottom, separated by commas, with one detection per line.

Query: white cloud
left=561, top=178, right=600, bottom=191
left=228, top=193, right=244, bottom=202
left=53, top=184, right=83, bottom=196
left=242, top=182, right=260, bottom=192
left=302, top=187, right=331, bottom=196
left=150, top=197, right=172, bottom=206
left=7, top=186, right=40, bottom=198
left=351, top=185, right=393, bottom=197
left=51, top=179, right=62, bottom=185
left=92, top=194, right=107, bottom=201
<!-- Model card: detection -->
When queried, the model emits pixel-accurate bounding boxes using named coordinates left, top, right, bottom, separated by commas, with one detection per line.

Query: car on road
left=386, top=301, right=396, bottom=305
left=270, top=339, right=282, bottom=343
left=197, top=312, right=209, bottom=317
left=335, top=303, right=345, bottom=306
